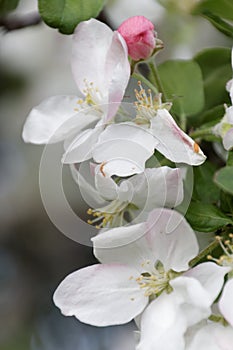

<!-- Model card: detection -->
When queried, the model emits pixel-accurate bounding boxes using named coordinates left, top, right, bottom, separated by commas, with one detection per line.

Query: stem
left=148, top=61, right=167, bottom=101
left=132, top=72, right=158, bottom=95
left=179, top=112, right=187, bottom=132
left=227, top=151, right=233, bottom=166
left=189, top=127, right=213, bottom=139
left=189, top=239, right=219, bottom=268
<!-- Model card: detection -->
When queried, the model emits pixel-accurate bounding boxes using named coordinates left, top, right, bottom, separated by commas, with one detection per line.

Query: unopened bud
left=117, top=16, right=156, bottom=61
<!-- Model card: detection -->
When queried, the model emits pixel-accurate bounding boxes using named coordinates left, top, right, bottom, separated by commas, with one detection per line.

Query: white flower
left=136, top=261, right=230, bottom=350
left=92, top=87, right=206, bottom=177
left=22, top=19, right=130, bottom=163
left=53, top=209, right=228, bottom=334
left=186, top=322, right=233, bottom=350
left=213, top=47, right=233, bottom=151
left=219, top=278, right=233, bottom=327
left=72, top=163, right=184, bottom=228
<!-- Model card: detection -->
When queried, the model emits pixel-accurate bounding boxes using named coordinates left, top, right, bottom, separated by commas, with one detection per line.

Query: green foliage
left=0, top=0, right=19, bottom=15
left=193, top=0, right=233, bottom=21
left=157, top=60, right=205, bottom=117
left=201, top=11, right=233, bottom=39
left=185, top=201, right=233, bottom=232
left=193, top=0, right=233, bottom=37
left=214, top=166, right=233, bottom=195
left=38, top=0, right=106, bottom=34
left=193, top=161, right=220, bottom=204
left=194, top=47, right=232, bottom=110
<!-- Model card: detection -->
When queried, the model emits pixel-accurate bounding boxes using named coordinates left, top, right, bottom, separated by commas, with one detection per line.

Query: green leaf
left=188, top=104, right=224, bottom=128
left=214, top=166, right=233, bottom=195
left=194, top=47, right=232, bottom=110
left=202, top=11, right=233, bottom=38
left=193, top=0, right=233, bottom=21
left=185, top=201, right=233, bottom=232
left=193, top=161, right=220, bottom=204
left=157, top=59, right=204, bottom=117
left=38, top=0, right=106, bottom=34
left=0, top=0, right=19, bottom=15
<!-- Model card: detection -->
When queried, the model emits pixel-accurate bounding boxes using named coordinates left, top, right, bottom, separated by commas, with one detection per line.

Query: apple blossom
left=186, top=322, right=233, bottom=350
left=72, top=163, right=184, bottom=228
left=117, top=16, right=156, bottom=61
left=213, top=47, right=233, bottom=151
left=22, top=19, right=130, bottom=163
left=92, top=86, right=206, bottom=177
left=53, top=209, right=228, bottom=335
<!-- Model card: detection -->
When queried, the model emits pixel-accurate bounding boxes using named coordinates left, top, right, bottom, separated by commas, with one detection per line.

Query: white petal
left=171, top=276, right=212, bottom=327
left=62, top=126, right=102, bottom=163
left=93, top=223, right=155, bottom=272
left=145, top=208, right=199, bottom=271
left=53, top=264, right=148, bottom=326
left=71, top=19, right=113, bottom=101
left=94, top=165, right=118, bottom=201
left=137, top=293, right=186, bottom=350
left=151, top=109, right=206, bottom=165
left=70, top=164, right=106, bottom=208
left=223, top=127, right=233, bottom=151
left=105, top=32, right=130, bottom=120
left=93, top=123, right=158, bottom=176
left=219, top=278, right=233, bottom=327
left=22, top=95, right=98, bottom=144
left=185, top=262, right=230, bottom=303
left=130, top=167, right=184, bottom=212
left=187, top=323, right=233, bottom=350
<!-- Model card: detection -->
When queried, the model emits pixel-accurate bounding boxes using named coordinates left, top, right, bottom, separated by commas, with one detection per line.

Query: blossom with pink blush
left=117, top=16, right=156, bottom=61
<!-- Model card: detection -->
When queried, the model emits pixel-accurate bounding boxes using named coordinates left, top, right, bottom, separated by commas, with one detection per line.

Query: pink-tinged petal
left=71, top=19, right=113, bottom=101
left=145, top=208, right=199, bottom=272
left=53, top=264, right=148, bottom=326
left=223, top=127, right=233, bottom=151
left=93, top=123, right=158, bottom=176
left=185, top=262, right=230, bottom=303
left=171, top=276, right=212, bottom=327
left=151, top=109, right=206, bottom=165
left=225, top=106, right=233, bottom=124
left=62, top=126, right=103, bottom=163
left=22, top=95, right=98, bottom=144
left=92, top=223, right=155, bottom=272
left=94, top=165, right=118, bottom=201
left=129, top=167, right=184, bottom=212
left=104, top=31, right=130, bottom=120
left=137, top=293, right=186, bottom=350
left=219, top=278, right=233, bottom=327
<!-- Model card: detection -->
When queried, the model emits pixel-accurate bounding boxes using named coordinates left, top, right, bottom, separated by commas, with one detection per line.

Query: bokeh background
left=0, top=0, right=232, bottom=349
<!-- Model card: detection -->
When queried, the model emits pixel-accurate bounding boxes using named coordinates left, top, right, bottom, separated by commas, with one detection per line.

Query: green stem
left=189, top=127, right=213, bottom=139
left=227, top=151, right=233, bottom=166
left=179, top=112, right=187, bottom=132
left=148, top=61, right=167, bottom=101
left=132, top=72, right=158, bottom=95
left=189, top=239, right=219, bottom=268
left=209, top=314, right=228, bottom=326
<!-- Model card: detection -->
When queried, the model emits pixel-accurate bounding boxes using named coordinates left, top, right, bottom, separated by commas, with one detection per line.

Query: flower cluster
left=22, top=15, right=233, bottom=350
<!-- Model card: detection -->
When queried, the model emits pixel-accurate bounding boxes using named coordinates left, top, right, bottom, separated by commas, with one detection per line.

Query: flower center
left=87, top=199, right=133, bottom=229
left=74, top=79, right=103, bottom=114
left=208, top=235, right=233, bottom=269
left=133, top=81, right=172, bottom=125
left=135, top=261, right=178, bottom=298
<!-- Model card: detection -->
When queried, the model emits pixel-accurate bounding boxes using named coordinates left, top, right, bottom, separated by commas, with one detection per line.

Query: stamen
left=133, top=82, right=172, bottom=125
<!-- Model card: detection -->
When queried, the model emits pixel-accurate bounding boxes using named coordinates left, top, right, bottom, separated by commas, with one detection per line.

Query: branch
left=0, top=12, right=41, bottom=31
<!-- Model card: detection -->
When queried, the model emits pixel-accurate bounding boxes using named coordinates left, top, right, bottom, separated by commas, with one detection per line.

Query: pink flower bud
left=117, top=16, right=156, bottom=61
